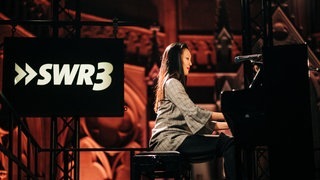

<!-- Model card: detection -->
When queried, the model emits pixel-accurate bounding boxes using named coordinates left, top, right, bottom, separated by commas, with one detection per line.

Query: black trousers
left=177, top=133, right=238, bottom=180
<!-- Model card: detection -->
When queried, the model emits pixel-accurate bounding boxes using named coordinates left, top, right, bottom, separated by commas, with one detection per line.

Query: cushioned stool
left=132, top=151, right=191, bottom=180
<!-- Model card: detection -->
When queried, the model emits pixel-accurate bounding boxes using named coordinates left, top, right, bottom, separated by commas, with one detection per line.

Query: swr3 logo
left=15, top=62, right=114, bottom=91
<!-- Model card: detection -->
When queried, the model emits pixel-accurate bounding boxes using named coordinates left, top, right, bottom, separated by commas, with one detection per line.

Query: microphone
left=234, top=54, right=263, bottom=64
left=309, top=67, right=320, bottom=72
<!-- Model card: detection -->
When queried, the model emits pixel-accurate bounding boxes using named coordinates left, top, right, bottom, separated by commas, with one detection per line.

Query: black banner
left=3, top=37, right=124, bottom=117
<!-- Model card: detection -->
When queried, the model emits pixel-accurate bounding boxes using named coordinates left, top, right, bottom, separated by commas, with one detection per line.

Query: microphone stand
left=249, top=61, right=264, bottom=89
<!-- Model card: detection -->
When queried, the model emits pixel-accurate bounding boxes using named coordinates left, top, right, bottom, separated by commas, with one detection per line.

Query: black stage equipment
left=221, top=44, right=315, bottom=180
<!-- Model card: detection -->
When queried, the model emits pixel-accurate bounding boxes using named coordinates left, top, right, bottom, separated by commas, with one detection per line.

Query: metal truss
left=240, top=0, right=274, bottom=179
left=255, top=146, right=270, bottom=179
left=49, top=116, right=80, bottom=180
left=52, top=0, right=81, bottom=38
left=240, top=0, right=274, bottom=87
left=49, top=1, right=81, bottom=178
left=240, top=0, right=274, bottom=54
left=51, top=0, right=120, bottom=38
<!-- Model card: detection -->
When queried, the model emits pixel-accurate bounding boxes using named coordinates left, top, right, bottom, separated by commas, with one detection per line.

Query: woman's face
left=181, top=48, right=192, bottom=75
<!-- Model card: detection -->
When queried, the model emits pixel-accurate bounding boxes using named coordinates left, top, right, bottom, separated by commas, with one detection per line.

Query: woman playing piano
left=149, top=42, right=238, bottom=180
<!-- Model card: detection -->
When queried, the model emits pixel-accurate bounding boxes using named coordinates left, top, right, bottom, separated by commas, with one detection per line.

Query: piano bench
left=132, top=151, right=192, bottom=180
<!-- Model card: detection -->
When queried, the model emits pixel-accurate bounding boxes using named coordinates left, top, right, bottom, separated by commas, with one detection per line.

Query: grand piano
left=221, top=44, right=315, bottom=180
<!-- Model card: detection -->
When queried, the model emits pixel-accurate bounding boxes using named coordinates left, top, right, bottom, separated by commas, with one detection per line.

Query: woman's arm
left=211, top=112, right=225, bottom=121
left=211, top=112, right=230, bottom=130
left=214, top=121, right=229, bottom=130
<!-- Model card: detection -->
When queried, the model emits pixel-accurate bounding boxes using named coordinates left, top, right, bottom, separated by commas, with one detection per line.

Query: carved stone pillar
left=159, top=0, right=178, bottom=44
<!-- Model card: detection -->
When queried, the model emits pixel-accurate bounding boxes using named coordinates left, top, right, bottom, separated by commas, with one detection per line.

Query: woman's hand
left=211, top=112, right=233, bottom=136
left=213, top=121, right=233, bottom=136
left=214, top=122, right=229, bottom=130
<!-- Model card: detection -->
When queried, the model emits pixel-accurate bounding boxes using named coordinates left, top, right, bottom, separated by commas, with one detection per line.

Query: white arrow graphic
left=15, top=63, right=27, bottom=85
left=25, top=63, right=37, bottom=85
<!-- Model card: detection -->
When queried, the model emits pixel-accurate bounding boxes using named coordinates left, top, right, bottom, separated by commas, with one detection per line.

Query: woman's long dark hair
left=154, top=42, right=189, bottom=112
